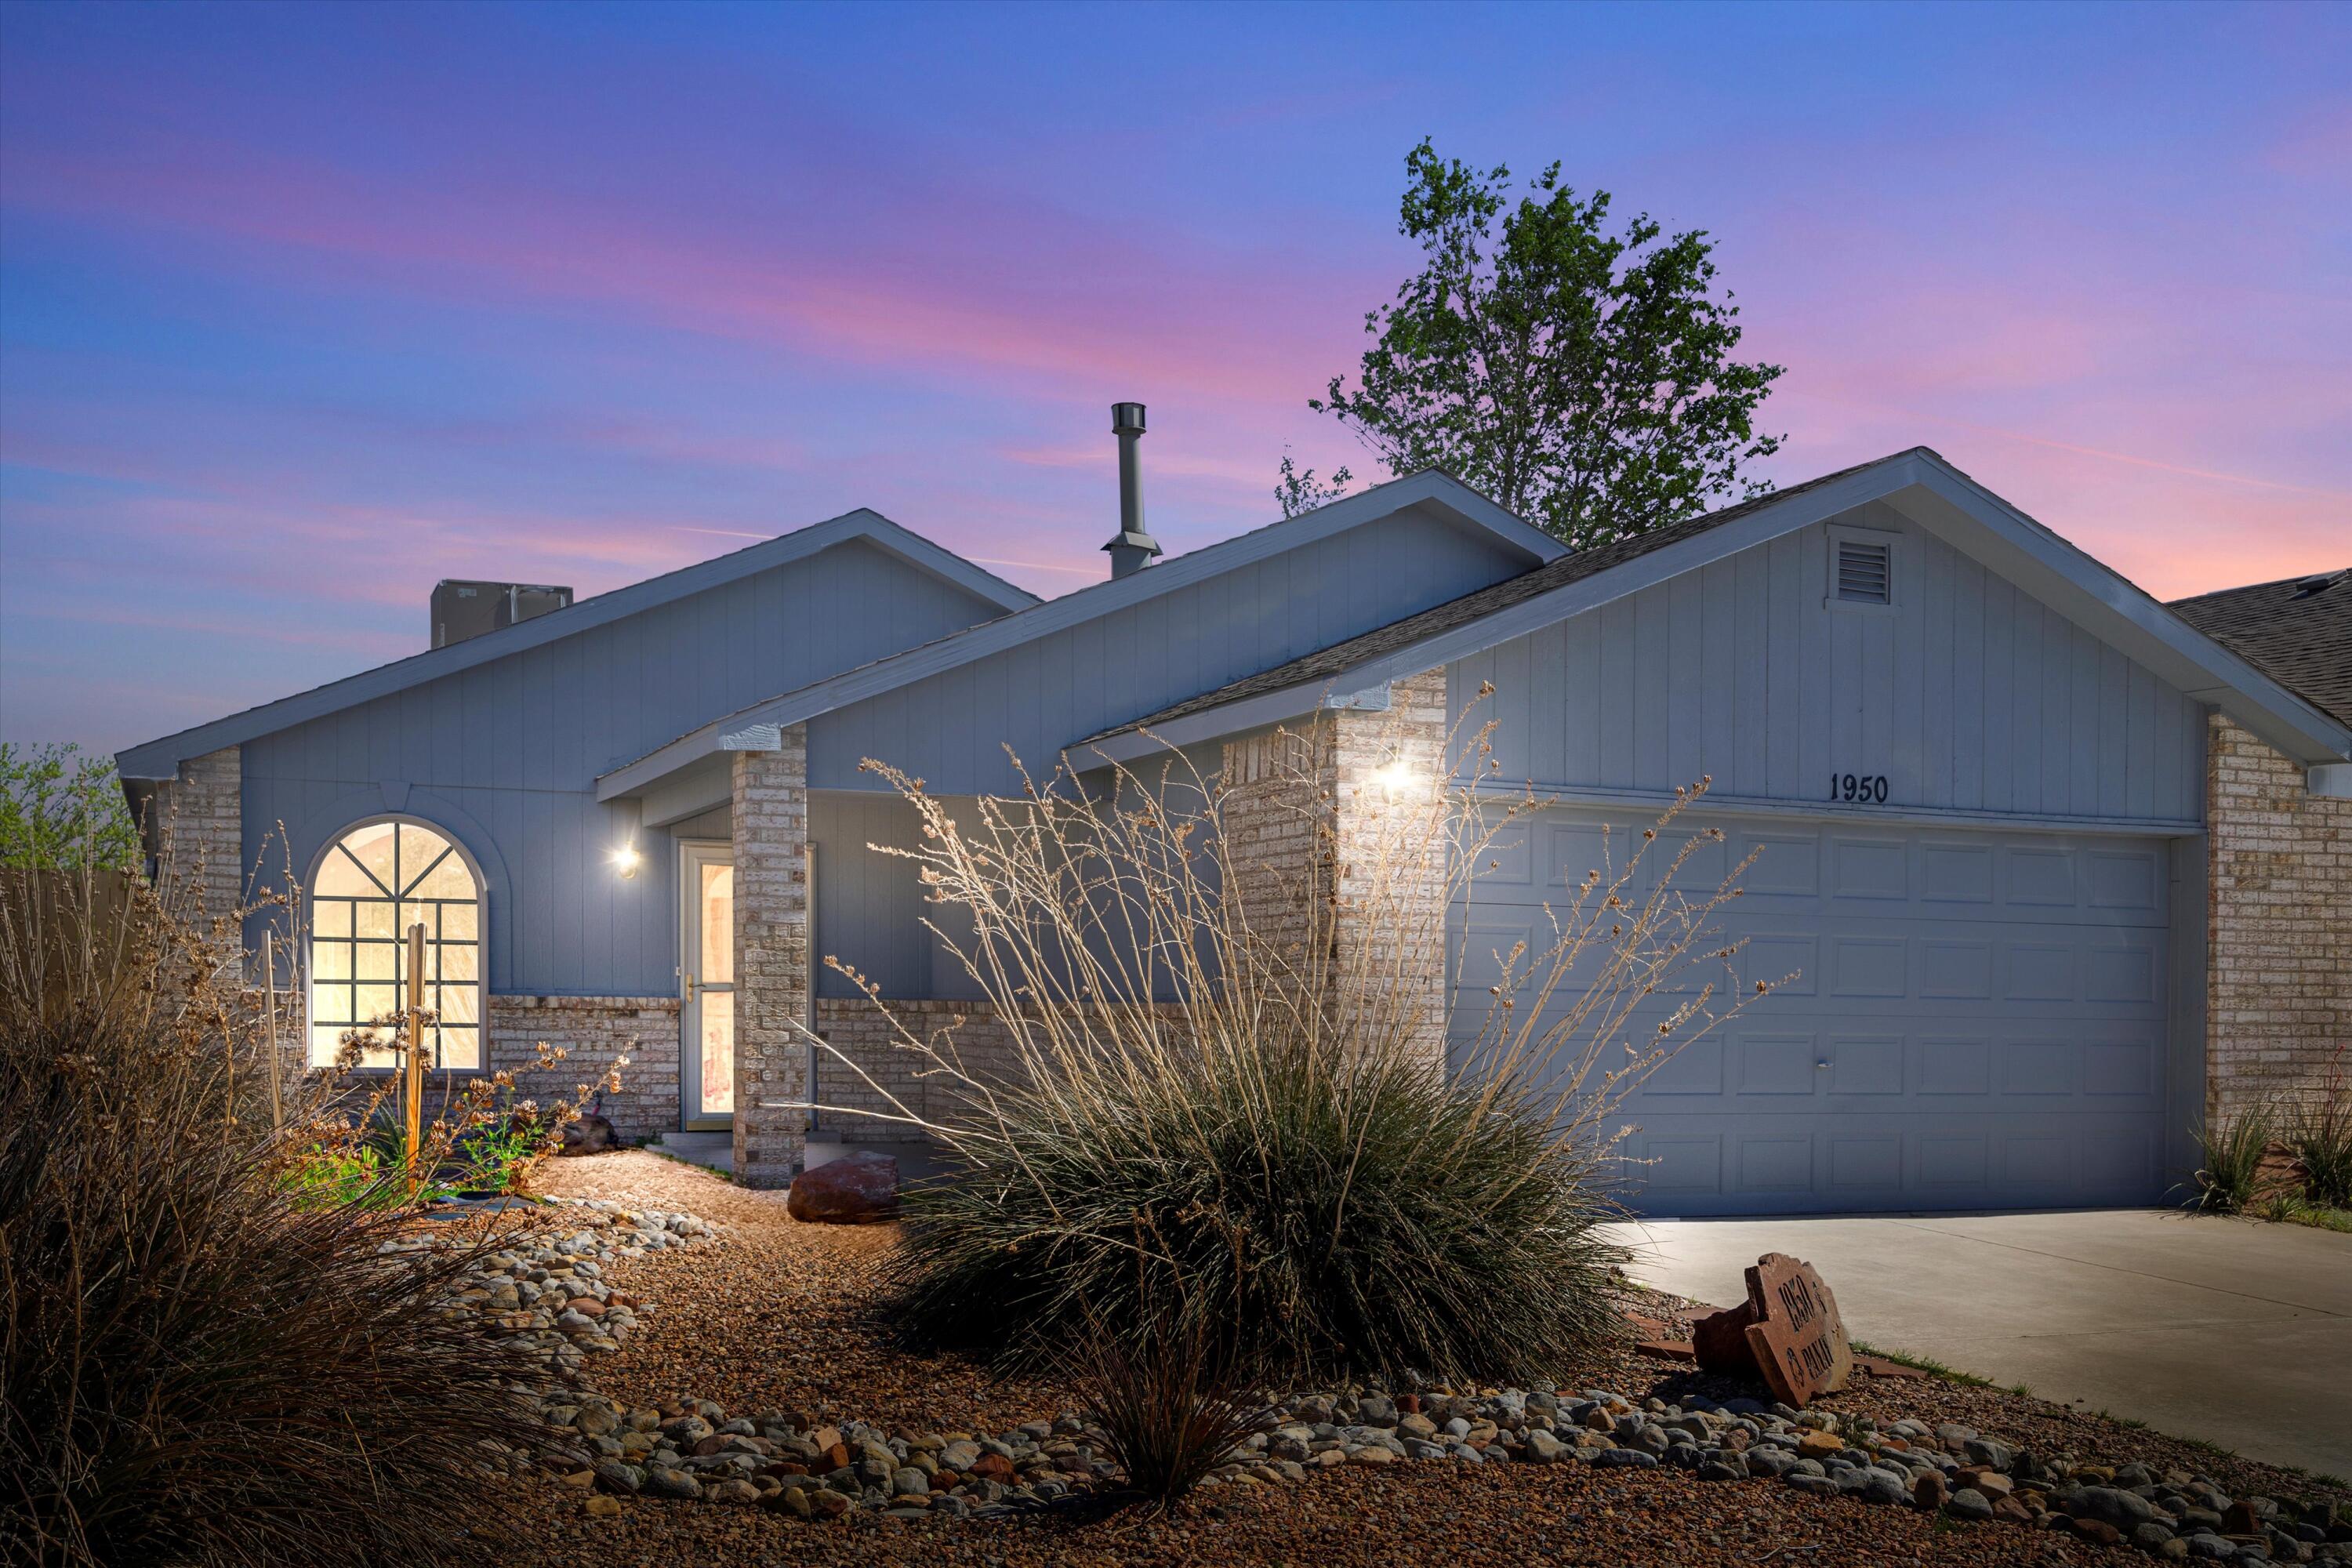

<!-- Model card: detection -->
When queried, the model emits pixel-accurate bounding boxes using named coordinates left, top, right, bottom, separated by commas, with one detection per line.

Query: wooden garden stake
left=404, top=921, right=426, bottom=1192
left=263, top=931, right=283, bottom=1130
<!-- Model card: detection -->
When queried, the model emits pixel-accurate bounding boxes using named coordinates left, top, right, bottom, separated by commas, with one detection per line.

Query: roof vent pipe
left=1100, top=401, right=1163, bottom=579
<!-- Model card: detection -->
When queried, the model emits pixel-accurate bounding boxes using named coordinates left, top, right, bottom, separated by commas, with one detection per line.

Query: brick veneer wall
left=2206, top=714, right=2352, bottom=1121
left=731, top=734, right=811, bottom=1187
left=1216, top=667, right=1452, bottom=1067
left=148, top=745, right=244, bottom=945
left=487, top=994, right=681, bottom=1145
left=812, top=997, right=1008, bottom=1132
left=1218, top=725, right=1333, bottom=972
left=1328, top=669, right=1450, bottom=1066
left=810, top=996, right=1197, bottom=1140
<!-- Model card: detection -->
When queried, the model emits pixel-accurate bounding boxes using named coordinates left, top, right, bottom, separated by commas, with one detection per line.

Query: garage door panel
left=2003, top=845, right=2080, bottom=906
left=1920, top=938, right=1994, bottom=998
left=1828, top=935, right=1908, bottom=996
left=1737, top=1033, right=1817, bottom=1095
left=1617, top=1113, right=2166, bottom=1214
left=1919, top=842, right=1995, bottom=904
left=1826, top=1033, right=1904, bottom=1094
left=2085, top=848, right=2163, bottom=913
left=1462, top=1009, right=2167, bottom=1105
left=1828, top=836, right=1911, bottom=899
left=1827, top=1134, right=1903, bottom=1192
left=1731, top=828, right=1822, bottom=899
left=1454, top=811, right=2176, bottom=1214
left=1644, top=1036, right=1724, bottom=1096
left=1915, top=1034, right=1993, bottom=1096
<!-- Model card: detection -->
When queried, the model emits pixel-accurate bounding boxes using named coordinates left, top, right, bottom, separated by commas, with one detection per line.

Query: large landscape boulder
left=787, top=1151, right=899, bottom=1224
left=561, top=1113, right=619, bottom=1156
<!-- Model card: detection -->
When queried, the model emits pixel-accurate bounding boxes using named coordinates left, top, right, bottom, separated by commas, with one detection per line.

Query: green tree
left=0, top=742, right=142, bottom=870
left=1287, top=140, right=1784, bottom=546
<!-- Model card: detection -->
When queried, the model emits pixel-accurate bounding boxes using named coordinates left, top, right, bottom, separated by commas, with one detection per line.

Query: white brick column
left=1218, top=667, right=1451, bottom=1069
left=1328, top=669, right=1450, bottom=1067
left=150, top=745, right=244, bottom=952
left=731, top=731, right=810, bottom=1186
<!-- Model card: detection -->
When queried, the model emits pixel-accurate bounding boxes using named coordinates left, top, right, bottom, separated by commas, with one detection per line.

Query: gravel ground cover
left=509, top=1150, right=2348, bottom=1567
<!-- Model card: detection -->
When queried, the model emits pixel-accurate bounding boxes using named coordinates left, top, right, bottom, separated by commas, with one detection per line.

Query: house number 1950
left=1828, top=773, right=1889, bottom=804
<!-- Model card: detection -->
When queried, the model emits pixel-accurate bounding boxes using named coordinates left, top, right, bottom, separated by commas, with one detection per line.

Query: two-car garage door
left=1450, top=811, right=2180, bottom=1216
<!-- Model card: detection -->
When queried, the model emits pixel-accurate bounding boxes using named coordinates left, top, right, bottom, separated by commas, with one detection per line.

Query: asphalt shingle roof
left=2168, top=569, right=2352, bottom=730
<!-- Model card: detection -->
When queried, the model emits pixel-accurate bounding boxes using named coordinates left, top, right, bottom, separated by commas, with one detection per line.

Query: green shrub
left=2190, top=1105, right=2274, bottom=1214
left=0, top=742, right=140, bottom=873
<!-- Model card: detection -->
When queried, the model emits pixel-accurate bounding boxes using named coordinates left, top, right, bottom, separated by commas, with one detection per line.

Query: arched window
left=309, top=818, right=483, bottom=1070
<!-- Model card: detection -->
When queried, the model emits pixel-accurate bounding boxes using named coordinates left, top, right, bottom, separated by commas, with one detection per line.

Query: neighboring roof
left=115, top=510, right=1040, bottom=782
left=2167, top=570, right=2352, bottom=730
left=1088, top=455, right=1895, bottom=742
left=594, top=468, right=1566, bottom=800
left=1079, top=448, right=2352, bottom=771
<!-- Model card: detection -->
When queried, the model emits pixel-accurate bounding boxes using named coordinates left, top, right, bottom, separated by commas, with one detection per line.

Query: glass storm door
left=680, top=842, right=735, bottom=1129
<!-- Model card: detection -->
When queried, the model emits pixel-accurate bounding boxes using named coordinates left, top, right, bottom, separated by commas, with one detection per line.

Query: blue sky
left=2, top=1, right=2346, bottom=753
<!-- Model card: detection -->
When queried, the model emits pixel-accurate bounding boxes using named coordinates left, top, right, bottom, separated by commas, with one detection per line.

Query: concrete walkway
left=1606, top=1209, right=2352, bottom=1481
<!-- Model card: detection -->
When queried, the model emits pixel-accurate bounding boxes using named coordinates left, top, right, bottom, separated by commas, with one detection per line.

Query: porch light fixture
left=1372, top=757, right=1418, bottom=801
left=611, top=842, right=641, bottom=880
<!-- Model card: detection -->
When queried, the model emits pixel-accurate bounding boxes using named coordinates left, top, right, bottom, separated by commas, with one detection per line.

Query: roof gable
left=115, top=510, right=1038, bottom=781
left=1084, top=449, right=2352, bottom=771
left=594, top=469, right=1564, bottom=800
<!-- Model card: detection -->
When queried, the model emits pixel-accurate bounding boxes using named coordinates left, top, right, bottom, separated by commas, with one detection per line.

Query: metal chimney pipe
left=1100, top=401, right=1163, bottom=579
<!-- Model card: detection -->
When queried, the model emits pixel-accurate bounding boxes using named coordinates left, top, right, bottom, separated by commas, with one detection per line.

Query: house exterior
left=117, top=430, right=2351, bottom=1215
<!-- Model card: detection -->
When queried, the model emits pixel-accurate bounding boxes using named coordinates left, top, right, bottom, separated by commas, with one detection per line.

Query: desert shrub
left=822, top=695, right=1776, bottom=1385
left=891, top=1014, right=1628, bottom=1383
left=0, top=857, right=539, bottom=1566
left=2288, top=1047, right=2352, bottom=1210
left=2190, top=1104, right=2274, bottom=1214
left=1075, top=1300, right=1268, bottom=1512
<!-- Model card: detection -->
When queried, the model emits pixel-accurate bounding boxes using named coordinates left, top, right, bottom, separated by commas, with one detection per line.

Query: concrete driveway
left=1606, top=1209, right=2352, bottom=1480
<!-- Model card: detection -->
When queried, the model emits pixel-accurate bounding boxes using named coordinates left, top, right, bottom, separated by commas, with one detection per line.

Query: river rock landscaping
left=493, top=1151, right=2350, bottom=1568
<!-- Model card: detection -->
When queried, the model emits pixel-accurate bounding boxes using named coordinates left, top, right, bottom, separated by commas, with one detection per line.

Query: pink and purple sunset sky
left=2, top=2, right=2346, bottom=756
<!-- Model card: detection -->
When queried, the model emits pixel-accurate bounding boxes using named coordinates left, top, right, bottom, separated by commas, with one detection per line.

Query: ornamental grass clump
left=2189, top=1102, right=2274, bottom=1215
left=812, top=690, right=1779, bottom=1387
left=0, top=832, right=542, bottom=1566
left=1073, top=1297, right=1269, bottom=1512
left=2288, top=1047, right=2352, bottom=1211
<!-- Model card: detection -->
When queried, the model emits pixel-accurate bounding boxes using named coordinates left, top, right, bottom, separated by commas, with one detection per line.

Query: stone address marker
left=1743, top=1252, right=1853, bottom=1406
left=1689, top=1252, right=1853, bottom=1406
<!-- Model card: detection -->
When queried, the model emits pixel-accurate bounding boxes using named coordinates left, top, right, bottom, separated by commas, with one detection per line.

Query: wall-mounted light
left=1372, top=757, right=1418, bottom=801
left=612, top=843, right=641, bottom=880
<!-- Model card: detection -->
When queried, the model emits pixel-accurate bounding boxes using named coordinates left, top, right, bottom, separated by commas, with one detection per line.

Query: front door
left=679, top=841, right=735, bottom=1130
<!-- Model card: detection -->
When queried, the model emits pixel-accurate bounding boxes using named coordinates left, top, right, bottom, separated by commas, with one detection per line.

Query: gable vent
left=1835, top=539, right=1892, bottom=604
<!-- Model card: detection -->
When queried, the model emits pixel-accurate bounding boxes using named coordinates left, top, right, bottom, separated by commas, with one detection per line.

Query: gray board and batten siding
left=807, top=499, right=1541, bottom=796
left=1453, top=503, right=2207, bottom=826
left=1445, top=504, right=2212, bottom=1215
left=235, top=535, right=1015, bottom=1000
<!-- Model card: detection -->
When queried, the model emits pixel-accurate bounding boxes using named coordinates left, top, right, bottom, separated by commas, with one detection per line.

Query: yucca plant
left=2288, top=1047, right=2352, bottom=1211
left=2189, top=1104, right=2275, bottom=1214
left=808, top=689, right=1780, bottom=1386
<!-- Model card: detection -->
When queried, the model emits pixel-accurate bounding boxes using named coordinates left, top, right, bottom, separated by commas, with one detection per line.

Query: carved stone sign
left=1687, top=1252, right=1853, bottom=1406
left=1743, top=1252, right=1852, bottom=1406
